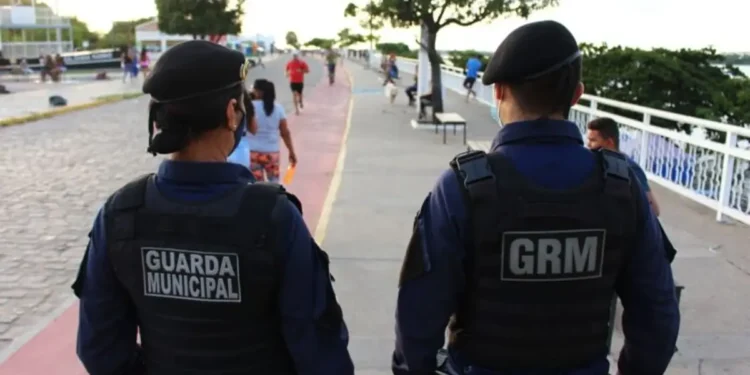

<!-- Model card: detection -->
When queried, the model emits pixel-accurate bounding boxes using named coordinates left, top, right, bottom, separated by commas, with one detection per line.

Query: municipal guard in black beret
left=73, top=40, right=354, bottom=375
left=392, top=21, right=679, bottom=375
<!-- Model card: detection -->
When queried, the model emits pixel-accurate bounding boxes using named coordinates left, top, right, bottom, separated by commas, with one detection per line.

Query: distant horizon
left=50, top=0, right=749, bottom=53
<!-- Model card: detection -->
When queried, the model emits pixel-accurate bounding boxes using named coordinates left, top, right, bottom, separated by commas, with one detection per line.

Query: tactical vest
left=447, top=149, right=640, bottom=370
left=104, top=174, right=297, bottom=375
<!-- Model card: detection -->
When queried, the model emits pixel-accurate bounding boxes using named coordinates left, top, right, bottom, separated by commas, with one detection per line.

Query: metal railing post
left=716, top=131, right=738, bottom=222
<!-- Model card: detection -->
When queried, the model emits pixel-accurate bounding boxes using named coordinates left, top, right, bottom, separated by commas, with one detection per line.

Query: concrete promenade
left=334, top=59, right=750, bottom=374
left=0, top=54, right=748, bottom=374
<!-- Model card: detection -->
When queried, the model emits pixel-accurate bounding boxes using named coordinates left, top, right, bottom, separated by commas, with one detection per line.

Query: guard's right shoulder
left=248, top=182, right=303, bottom=216
left=104, top=173, right=153, bottom=212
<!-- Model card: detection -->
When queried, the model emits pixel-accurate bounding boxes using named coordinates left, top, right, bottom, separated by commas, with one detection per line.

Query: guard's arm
left=76, top=209, right=142, bottom=375
left=393, top=170, right=467, bottom=375
left=276, top=199, right=354, bottom=375
left=616, top=184, right=680, bottom=375
left=629, top=162, right=660, bottom=216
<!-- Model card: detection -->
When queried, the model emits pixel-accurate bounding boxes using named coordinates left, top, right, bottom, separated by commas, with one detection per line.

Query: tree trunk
left=192, top=34, right=197, bottom=40
left=425, top=28, right=443, bottom=117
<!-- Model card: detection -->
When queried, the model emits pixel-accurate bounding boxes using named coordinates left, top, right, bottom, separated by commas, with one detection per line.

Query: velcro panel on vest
left=132, top=182, right=282, bottom=249
left=107, top=174, right=152, bottom=242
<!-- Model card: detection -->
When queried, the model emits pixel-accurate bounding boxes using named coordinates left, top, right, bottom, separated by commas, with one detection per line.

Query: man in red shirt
left=285, top=53, right=309, bottom=114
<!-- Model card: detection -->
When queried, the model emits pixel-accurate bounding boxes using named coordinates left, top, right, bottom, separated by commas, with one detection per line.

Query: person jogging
left=326, top=48, right=339, bottom=85
left=285, top=52, right=309, bottom=115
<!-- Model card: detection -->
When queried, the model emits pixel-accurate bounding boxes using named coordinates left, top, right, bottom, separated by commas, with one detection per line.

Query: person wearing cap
left=392, top=21, right=679, bottom=375
left=73, top=40, right=354, bottom=375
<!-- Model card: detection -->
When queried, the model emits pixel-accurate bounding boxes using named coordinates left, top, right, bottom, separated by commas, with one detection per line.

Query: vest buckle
left=455, top=151, right=495, bottom=188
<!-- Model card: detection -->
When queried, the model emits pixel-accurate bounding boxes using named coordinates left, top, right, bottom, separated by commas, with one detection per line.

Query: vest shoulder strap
left=109, top=173, right=153, bottom=212
left=449, top=150, right=503, bottom=265
left=247, top=182, right=303, bottom=215
left=597, top=149, right=631, bottom=184
left=450, top=150, right=495, bottom=188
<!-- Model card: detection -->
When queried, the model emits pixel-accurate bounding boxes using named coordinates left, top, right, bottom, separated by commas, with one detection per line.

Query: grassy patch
left=0, top=91, right=144, bottom=127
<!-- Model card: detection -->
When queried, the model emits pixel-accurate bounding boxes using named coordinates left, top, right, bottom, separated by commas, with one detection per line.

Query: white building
left=135, top=19, right=275, bottom=58
left=0, top=4, right=73, bottom=60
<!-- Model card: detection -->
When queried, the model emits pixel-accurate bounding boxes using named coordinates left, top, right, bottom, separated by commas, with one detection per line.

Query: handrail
left=363, top=52, right=750, bottom=225
left=392, top=55, right=750, bottom=137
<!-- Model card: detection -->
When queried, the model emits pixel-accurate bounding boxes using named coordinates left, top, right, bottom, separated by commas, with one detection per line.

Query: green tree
left=364, top=0, right=557, bottom=115
left=285, top=31, right=301, bottom=49
left=305, top=37, right=336, bottom=49
left=155, top=0, right=245, bottom=40
left=581, top=44, right=750, bottom=140
left=337, top=28, right=366, bottom=48
left=375, top=42, right=409, bottom=55
left=447, top=50, right=489, bottom=71
left=96, top=18, right=152, bottom=48
left=70, top=17, right=99, bottom=49
left=718, top=53, right=750, bottom=65
left=344, top=1, right=384, bottom=51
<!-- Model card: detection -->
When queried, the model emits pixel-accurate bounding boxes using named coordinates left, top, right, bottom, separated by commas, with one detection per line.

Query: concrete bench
left=466, top=140, right=491, bottom=152
left=434, top=112, right=467, bottom=145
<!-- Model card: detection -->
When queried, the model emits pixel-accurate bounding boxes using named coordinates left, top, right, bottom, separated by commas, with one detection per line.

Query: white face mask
left=494, top=96, right=504, bottom=127
left=492, top=86, right=504, bottom=127
left=496, top=103, right=503, bottom=127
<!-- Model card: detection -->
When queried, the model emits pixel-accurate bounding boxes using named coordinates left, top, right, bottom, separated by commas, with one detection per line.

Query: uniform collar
left=490, top=119, right=583, bottom=151
left=157, top=160, right=255, bottom=184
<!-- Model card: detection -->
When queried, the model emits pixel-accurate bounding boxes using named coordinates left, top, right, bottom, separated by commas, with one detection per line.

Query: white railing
left=365, top=53, right=750, bottom=225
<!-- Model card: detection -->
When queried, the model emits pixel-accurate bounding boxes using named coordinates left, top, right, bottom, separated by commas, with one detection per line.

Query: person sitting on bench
left=418, top=81, right=433, bottom=120
left=406, top=76, right=417, bottom=106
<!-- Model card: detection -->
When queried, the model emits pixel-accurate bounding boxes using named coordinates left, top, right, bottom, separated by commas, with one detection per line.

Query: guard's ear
left=572, top=82, right=585, bottom=105
left=225, top=98, right=239, bottom=130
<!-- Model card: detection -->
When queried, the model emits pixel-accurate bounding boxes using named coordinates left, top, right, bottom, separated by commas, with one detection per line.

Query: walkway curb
left=0, top=92, right=144, bottom=127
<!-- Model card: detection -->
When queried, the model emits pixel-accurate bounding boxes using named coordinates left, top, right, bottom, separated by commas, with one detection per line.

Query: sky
left=53, top=0, right=747, bottom=53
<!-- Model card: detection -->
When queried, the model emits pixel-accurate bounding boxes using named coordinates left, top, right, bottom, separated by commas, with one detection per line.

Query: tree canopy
left=719, top=53, right=750, bottom=66
left=581, top=44, right=750, bottom=138
left=344, top=1, right=384, bottom=49
left=285, top=31, right=301, bottom=49
left=96, top=17, right=152, bottom=48
left=305, top=38, right=336, bottom=49
left=338, top=28, right=366, bottom=48
left=155, top=0, right=245, bottom=40
left=447, top=50, right=488, bottom=70
left=70, top=17, right=100, bottom=48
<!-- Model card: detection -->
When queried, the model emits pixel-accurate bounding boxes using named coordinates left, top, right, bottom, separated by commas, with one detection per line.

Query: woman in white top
left=247, top=79, right=297, bottom=182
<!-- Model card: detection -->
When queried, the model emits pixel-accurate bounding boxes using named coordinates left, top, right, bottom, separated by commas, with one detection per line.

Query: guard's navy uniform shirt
left=392, top=119, right=680, bottom=375
left=77, top=161, right=354, bottom=375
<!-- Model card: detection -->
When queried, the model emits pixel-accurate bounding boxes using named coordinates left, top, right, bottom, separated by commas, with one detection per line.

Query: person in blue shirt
left=72, top=40, right=354, bottom=375
left=392, top=21, right=679, bottom=375
left=464, top=54, right=483, bottom=101
left=585, top=117, right=661, bottom=216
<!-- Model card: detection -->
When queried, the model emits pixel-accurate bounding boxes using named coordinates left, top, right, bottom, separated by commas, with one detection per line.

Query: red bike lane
left=0, top=64, right=352, bottom=375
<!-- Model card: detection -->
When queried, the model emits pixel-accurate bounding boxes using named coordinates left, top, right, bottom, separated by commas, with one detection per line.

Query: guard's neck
left=502, top=112, right=567, bottom=124
left=170, top=140, right=228, bottom=163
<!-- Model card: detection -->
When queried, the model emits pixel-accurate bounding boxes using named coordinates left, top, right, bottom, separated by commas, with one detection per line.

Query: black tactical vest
left=447, top=149, right=640, bottom=370
left=104, top=174, right=297, bottom=375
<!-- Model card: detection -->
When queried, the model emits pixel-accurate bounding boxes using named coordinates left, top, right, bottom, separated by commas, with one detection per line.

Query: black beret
left=482, top=20, right=580, bottom=85
left=143, top=40, right=249, bottom=102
